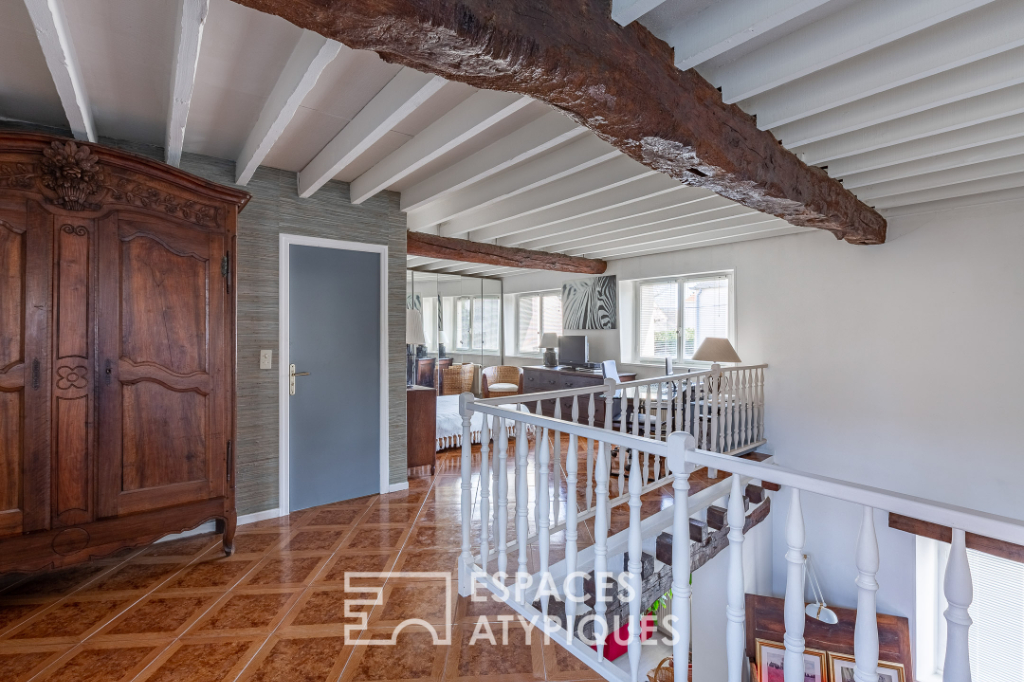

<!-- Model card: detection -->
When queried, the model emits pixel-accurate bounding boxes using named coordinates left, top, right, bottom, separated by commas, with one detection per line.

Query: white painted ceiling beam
left=611, top=0, right=669, bottom=27
left=407, top=136, right=620, bottom=231
left=298, top=68, right=446, bottom=198
left=842, top=137, right=1024, bottom=190
left=600, top=225, right=810, bottom=260
left=465, top=175, right=686, bottom=243
left=583, top=221, right=796, bottom=259
left=669, top=0, right=832, bottom=71
left=854, top=154, right=1024, bottom=202
left=498, top=188, right=715, bottom=247
left=795, top=83, right=1024, bottom=165
left=742, top=0, right=1024, bottom=129
left=165, top=0, right=210, bottom=166
left=400, top=111, right=583, bottom=212
left=562, top=212, right=772, bottom=255
left=22, top=0, right=95, bottom=142
left=826, top=112, right=1024, bottom=177
left=350, top=91, right=532, bottom=204
left=439, top=156, right=658, bottom=239
left=708, top=0, right=998, bottom=105
left=513, top=194, right=726, bottom=250
left=771, top=47, right=1024, bottom=148
left=880, top=186, right=1024, bottom=219
left=538, top=203, right=757, bottom=252
left=235, top=32, right=342, bottom=185
left=405, top=256, right=443, bottom=267
left=871, top=170, right=1024, bottom=210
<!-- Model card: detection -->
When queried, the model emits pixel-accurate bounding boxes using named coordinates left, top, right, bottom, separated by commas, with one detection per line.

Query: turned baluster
left=459, top=393, right=475, bottom=596
left=783, top=488, right=806, bottom=682
left=479, top=413, right=491, bottom=572
left=627, top=442, right=643, bottom=682
left=943, top=528, right=974, bottom=682
left=853, top=507, right=880, bottom=682
left=496, top=416, right=509, bottom=577
left=593, top=440, right=611, bottom=659
left=757, top=368, right=765, bottom=441
left=538, top=428, right=551, bottom=619
left=668, top=432, right=696, bottom=682
left=683, top=377, right=693, bottom=438
left=515, top=417, right=530, bottom=601
left=586, top=391, right=596, bottom=509
left=726, top=474, right=746, bottom=682
left=723, top=371, right=734, bottom=453
left=565, top=396, right=580, bottom=643
left=535, top=400, right=542, bottom=528
left=552, top=399, right=562, bottom=527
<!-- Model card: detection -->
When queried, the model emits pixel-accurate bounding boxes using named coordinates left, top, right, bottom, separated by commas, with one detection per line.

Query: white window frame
left=451, top=294, right=501, bottom=353
left=633, top=271, right=735, bottom=367
left=514, top=290, right=561, bottom=357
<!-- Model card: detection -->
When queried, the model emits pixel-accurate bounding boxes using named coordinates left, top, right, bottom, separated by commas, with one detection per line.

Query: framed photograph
left=755, top=639, right=827, bottom=682
left=828, top=653, right=906, bottom=682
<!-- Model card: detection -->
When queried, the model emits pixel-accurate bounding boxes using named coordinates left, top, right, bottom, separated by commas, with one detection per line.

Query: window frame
left=514, top=290, right=562, bottom=357
left=451, top=294, right=501, bottom=353
left=633, top=271, right=735, bottom=367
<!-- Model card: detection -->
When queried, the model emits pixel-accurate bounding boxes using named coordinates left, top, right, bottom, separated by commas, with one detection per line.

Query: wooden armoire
left=0, top=133, right=249, bottom=574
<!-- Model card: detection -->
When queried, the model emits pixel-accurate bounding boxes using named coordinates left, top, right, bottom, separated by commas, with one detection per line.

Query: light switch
left=259, top=350, right=273, bottom=370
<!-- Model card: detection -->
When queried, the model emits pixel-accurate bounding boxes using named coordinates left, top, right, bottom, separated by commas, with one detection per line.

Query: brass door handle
left=289, top=364, right=311, bottom=395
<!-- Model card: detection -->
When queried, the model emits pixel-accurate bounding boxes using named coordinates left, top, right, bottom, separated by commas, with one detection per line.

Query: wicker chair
left=439, top=365, right=469, bottom=396
left=481, top=366, right=523, bottom=399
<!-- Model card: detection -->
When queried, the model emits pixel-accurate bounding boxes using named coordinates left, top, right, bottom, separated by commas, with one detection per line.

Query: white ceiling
left=4, top=0, right=1021, bottom=277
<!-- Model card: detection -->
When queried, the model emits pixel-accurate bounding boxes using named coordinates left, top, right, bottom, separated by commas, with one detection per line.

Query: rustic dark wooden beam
left=229, top=0, right=886, bottom=244
left=889, top=512, right=1024, bottom=564
left=407, top=230, right=607, bottom=274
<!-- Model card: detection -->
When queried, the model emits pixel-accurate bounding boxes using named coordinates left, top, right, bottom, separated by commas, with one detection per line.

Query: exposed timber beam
left=741, top=0, right=1024, bottom=129
left=236, top=31, right=342, bottom=184
left=298, top=67, right=445, bottom=198
left=166, top=0, right=210, bottom=166
left=708, top=0, right=999, bottom=105
left=23, top=0, right=95, bottom=141
left=228, top=0, right=886, bottom=244
left=668, top=0, right=832, bottom=72
left=406, top=231, right=606, bottom=274
left=408, top=135, right=620, bottom=230
left=400, top=111, right=583, bottom=212
left=350, top=90, right=531, bottom=204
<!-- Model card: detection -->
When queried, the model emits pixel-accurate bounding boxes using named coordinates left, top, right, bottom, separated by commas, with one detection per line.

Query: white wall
left=501, top=197, right=1024, bottom=644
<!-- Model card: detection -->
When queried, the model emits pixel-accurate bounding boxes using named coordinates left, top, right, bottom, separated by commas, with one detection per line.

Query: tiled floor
left=0, top=436, right=682, bottom=682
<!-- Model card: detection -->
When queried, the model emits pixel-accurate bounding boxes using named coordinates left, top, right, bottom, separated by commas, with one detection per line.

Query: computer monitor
left=558, top=335, right=589, bottom=368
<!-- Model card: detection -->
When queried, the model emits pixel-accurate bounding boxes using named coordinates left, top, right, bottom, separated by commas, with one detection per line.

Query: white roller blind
left=518, top=294, right=540, bottom=353
left=682, top=276, right=729, bottom=360
left=474, top=296, right=500, bottom=352
left=456, top=297, right=472, bottom=350
left=542, top=293, right=562, bottom=337
left=639, top=281, right=678, bottom=360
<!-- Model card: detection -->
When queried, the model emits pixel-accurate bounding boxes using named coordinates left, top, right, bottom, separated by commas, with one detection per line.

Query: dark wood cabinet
left=0, top=133, right=249, bottom=574
left=522, top=365, right=636, bottom=428
left=407, top=386, right=436, bottom=474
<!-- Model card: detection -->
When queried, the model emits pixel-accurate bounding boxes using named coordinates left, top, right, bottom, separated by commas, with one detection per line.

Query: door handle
left=289, top=364, right=310, bottom=396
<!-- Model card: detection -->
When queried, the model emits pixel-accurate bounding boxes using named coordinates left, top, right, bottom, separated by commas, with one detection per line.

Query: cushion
left=489, top=382, right=519, bottom=392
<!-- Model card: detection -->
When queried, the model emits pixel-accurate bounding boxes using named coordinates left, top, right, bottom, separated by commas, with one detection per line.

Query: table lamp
left=691, top=337, right=741, bottom=371
left=438, top=330, right=448, bottom=359
left=406, top=309, right=426, bottom=386
left=540, top=332, right=559, bottom=367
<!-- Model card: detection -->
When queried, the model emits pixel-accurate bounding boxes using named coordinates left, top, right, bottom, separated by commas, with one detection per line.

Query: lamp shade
left=539, top=333, right=559, bottom=349
left=691, top=337, right=741, bottom=363
left=406, top=309, right=426, bottom=346
left=438, top=330, right=448, bottom=345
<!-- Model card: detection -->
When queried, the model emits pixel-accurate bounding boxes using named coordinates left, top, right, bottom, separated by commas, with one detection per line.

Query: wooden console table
left=407, top=385, right=436, bottom=475
left=522, top=365, right=636, bottom=428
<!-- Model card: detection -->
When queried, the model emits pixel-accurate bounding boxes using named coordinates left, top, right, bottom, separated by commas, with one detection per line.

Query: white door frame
left=279, top=233, right=390, bottom=514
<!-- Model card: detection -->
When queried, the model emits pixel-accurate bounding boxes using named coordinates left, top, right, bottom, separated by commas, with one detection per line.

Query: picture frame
left=827, top=652, right=906, bottom=682
left=755, top=639, right=827, bottom=682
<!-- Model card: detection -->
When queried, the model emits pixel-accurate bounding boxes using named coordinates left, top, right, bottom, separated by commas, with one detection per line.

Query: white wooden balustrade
left=456, top=367, right=1022, bottom=682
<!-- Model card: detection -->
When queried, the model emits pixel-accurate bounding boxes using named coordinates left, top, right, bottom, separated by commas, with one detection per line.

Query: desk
left=522, top=365, right=637, bottom=428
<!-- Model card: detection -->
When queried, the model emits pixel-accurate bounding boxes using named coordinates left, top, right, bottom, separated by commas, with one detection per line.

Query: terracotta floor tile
left=284, top=529, right=349, bottom=553
left=372, top=580, right=454, bottom=627
left=444, top=622, right=544, bottom=682
left=138, top=637, right=259, bottom=682
left=231, top=532, right=286, bottom=556
left=341, top=628, right=449, bottom=682
left=161, top=559, right=256, bottom=591
left=0, top=604, right=45, bottom=635
left=1, top=565, right=109, bottom=599
left=307, top=507, right=366, bottom=527
left=9, top=599, right=127, bottom=642
left=192, top=590, right=298, bottom=635
left=239, top=634, right=351, bottom=682
left=454, top=595, right=517, bottom=623
left=143, top=535, right=220, bottom=559
left=392, top=550, right=460, bottom=577
left=99, top=595, right=216, bottom=639
left=360, top=505, right=418, bottom=525
left=343, top=527, right=408, bottom=551
left=0, top=646, right=69, bottom=682
left=244, top=556, right=326, bottom=588
left=35, top=642, right=162, bottom=682
left=81, top=562, right=181, bottom=595
left=407, top=525, right=465, bottom=551
left=283, top=586, right=373, bottom=631
left=318, top=551, right=398, bottom=584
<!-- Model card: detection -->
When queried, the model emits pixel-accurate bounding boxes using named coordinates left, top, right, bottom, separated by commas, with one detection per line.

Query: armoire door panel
left=55, top=224, right=90, bottom=360
left=0, top=390, right=23, bottom=535
left=0, top=219, right=25, bottom=372
left=54, top=395, right=89, bottom=523
left=121, top=381, right=208, bottom=491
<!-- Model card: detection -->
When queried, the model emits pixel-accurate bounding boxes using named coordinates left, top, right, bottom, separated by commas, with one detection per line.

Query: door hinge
left=221, top=253, right=231, bottom=294
left=226, top=440, right=233, bottom=483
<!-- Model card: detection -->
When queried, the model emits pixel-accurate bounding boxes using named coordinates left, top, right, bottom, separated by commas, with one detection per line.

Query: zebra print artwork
left=562, top=275, right=617, bottom=329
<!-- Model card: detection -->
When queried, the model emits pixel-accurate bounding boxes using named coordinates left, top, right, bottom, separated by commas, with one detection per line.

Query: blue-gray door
left=289, top=244, right=381, bottom=511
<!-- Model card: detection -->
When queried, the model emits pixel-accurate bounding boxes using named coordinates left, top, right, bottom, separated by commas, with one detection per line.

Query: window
left=516, top=291, right=562, bottom=355
left=635, top=273, right=732, bottom=364
left=453, top=295, right=500, bottom=352
left=917, top=537, right=1024, bottom=681
left=421, top=296, right=438, bottom=351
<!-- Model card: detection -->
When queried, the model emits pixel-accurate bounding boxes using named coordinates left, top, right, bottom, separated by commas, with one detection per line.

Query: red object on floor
left=590, top=614, right=656, bottom=661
